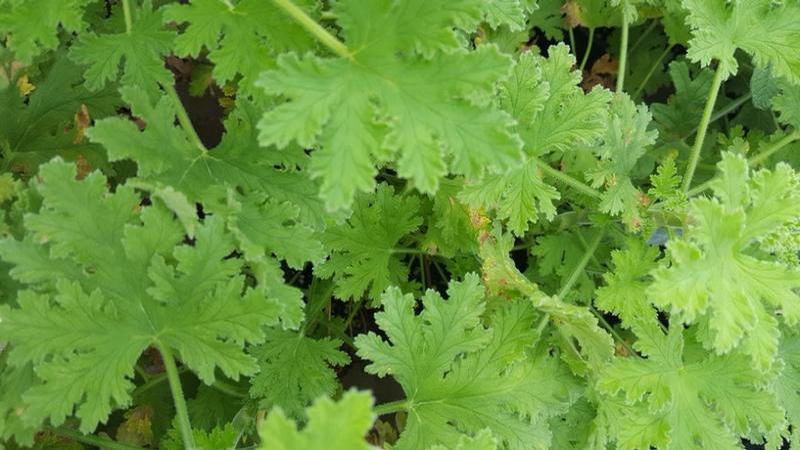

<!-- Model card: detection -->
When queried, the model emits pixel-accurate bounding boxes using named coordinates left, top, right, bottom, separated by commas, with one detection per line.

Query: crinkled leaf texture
left=650, top=152, right=800, bottom=371
left=356, top=274, right=581, bottom=450
left=86, top=86, right=326, bottom=273
left=0, top=0, right=94, bottom=63
left=683, top=0, right=800, bottom=83
left=597, top=325, right=785, bottom=450
left=460, top=44, right=611, bottom=235
left=163, top=0, right=318, bottom=94
left=69, top=0, right=174, bottom=96
left=587, top=93, right=657, bottom=227
left=249, top=329, right=349, bottom=418
left=316, top=183, right=421, bottom=302
left=258, top=0, right=523, bottom=210
left=0, top=160, right=287, bottom=433
left=258, top=390, right=375, bottom=450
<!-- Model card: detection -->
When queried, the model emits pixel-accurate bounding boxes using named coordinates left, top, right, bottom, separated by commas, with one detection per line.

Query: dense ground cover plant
left=1, top=0, right=800, bottom=448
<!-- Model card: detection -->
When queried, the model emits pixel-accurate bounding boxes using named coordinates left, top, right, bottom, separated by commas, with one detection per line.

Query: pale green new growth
left=650, top=152, right=800, bottom=371
left=259, top=390, right=375, bottom=450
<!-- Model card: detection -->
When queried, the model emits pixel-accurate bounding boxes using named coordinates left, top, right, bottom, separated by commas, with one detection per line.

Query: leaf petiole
left=157, top=344, right=197, bottom=450
left=682, top=64, right=725, bottom=192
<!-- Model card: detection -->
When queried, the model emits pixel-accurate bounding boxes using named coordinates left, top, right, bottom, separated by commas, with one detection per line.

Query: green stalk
left=568, top=27, right=577, bottom=55
left=121, top=0, right=133, bottom=34
left=681, top=64, right=725, bottom=193
left=157, top=344, right=196, bottom=450
left=558, top=230, right=604, bottom=299
left=682, top=92, right=752, bottom=140
left=579, top=28, right=595, bottom=72
left=165, top=85, right=206, bottom=152
left=632, top=45, right=673, bottom=98
left=748, top=129, right=800, bottom=166
left=687, top=129, right=800, bottom=196
left=617, top=9, right=629, bottom=92
left=271, top=0, right=353, bottom=60
left=50, top=428, right=145, bottom=450
left=534, top=157, right=603, bottom=200
left=374, top=399, right=409, bottom=416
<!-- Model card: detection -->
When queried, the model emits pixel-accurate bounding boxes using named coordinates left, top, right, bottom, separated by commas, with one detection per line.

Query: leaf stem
left=157, top=344, right=196, bottom=450
left=579, top=28, right=595, bottom=72
left=632, top=44, right=673, bottom=98
left=682, top=64, right=725, bottom=192
left=49, top=427, right=145, bottom=450
left=271, top=0, right=353, bottom=60
left=748, top=129, right=800, bottom=166
left=558, top=229, right=604, bottom=299
left=373, top=399, right=408, bottom=416
left=687, top=129, right=800, bottom=196
left=534, top=157, right=603, bottom=200
left=617, top=10, right=629, bottom=92
left=682, top=92, right=752, bottom=140
left=212, top=379, right=248, bottom=399
left=121, top=0, right=133, bottom=34
left=165, top=84, right=206, bottom=152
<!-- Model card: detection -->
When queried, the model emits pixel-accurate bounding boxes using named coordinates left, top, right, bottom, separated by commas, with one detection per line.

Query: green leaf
left=0, top=160, right=283, bottom=432
left=162, top=0, right=318, bottom=94
left=258, top=390, right=375, bottom=450
left=587, top=93, right=657, bottom=226
left=316, top=183, right=422, bottom=302
left=356, top=274, right=581, bottom=450
left=683, top=0, right=800, bottom=83
left=597, top=325, right=785, bottom=450
left=257, top=0, right=522, bottom=209
left=460, top=159, right=559, bottom=236
left=0, top=54, right=119, bottom=175
left=0, top=0, right=94, bottom=63
left=651, top=61, right=714, bottom=140
left=69, top=0, right=174, bottom=94
left=86, top=88, right=327, bottom=229
left=650, top=152, right=800, bottom=371
left=595, top=239, right=660, bottom=330
left=249, top=329, right=349, bottom=418
left=511, top=44, right=612, bottom=158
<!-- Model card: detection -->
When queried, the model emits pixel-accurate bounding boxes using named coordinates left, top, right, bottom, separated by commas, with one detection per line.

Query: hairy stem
left=271, top=0, right=352, bottom=60
left=374, top=399, right=409, bottom=416
left=579, top=28, right=595, bottom=72
left=157, top=344, right=196, bottom=450
left=617, top=10, right=629, bottom=92
left=534, top=157, right=603, bottom=200
left=50, top=427, right=145, bottom=450
left=687, top=129, right=800, bottom=196
left=682, top=64, right=725, bottom=192
left=121, top=0, right=133, bottom=34
left=558, top=230, right=604, bottom=299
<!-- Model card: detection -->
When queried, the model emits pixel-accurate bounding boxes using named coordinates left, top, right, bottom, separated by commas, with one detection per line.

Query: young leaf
left=650, top=152, right=800, bottom=371
left=258, top=390, right=375, bottom=450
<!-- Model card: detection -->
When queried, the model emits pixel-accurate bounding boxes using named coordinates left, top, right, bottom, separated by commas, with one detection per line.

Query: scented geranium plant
left=1, top=0, right=800, bottom=449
